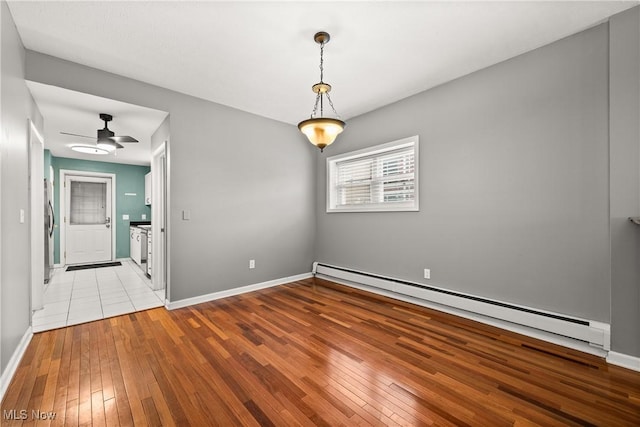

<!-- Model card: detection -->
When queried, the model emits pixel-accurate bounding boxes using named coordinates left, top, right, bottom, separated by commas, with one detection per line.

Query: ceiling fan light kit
left=70, top=145, right=109, bottom=155
left=97, top=138, right=120, bottom=152
left=298, top=31, right=345, bottom=152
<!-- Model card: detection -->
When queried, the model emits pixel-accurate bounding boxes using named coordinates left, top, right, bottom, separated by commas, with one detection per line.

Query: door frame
left=151, top=141, right=168, bottom=297
left=59, top=169, right=117, bottom=266
left=28, top=119, right=45, bottom=312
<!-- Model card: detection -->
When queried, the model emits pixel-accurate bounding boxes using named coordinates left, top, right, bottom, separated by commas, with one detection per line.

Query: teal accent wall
left=50, top=156, right=151, bottom=263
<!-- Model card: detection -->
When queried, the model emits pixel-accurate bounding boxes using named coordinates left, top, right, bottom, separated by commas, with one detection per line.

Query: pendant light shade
left=298, top=32, right=345, bottom=152
left=298, top=117, right=344, bottom=151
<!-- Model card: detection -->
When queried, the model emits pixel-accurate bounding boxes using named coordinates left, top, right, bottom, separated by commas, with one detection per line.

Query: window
left=327, top=136, right=419, bottom=212
left=69, top=181, right=107, bottom=224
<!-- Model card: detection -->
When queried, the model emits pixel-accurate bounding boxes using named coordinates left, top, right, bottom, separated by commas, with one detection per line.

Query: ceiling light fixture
left=70, top=145, right=109, bottom=155
left=96, top=138, right=119, bottom=152
left=298, top=31, right=345, bottom=152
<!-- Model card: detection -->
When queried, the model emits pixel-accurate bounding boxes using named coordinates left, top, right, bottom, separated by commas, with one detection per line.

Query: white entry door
left=65, top=175, right=113, bottom=265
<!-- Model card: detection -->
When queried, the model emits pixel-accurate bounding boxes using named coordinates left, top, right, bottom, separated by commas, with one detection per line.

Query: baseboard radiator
left=313, top=262, right=610, bottom=350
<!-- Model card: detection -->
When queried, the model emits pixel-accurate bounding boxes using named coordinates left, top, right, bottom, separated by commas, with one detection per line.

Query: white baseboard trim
left=317, top=274, right=609, bottom=358
left=0, top=327, right=33, bottom=402
left=166, top=272, right=313, bottom=310
left=607, top=351, right=640, bottom=372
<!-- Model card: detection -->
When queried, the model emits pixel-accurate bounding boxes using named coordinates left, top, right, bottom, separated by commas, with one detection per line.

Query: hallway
left=33, top=259, right=164, bottom=332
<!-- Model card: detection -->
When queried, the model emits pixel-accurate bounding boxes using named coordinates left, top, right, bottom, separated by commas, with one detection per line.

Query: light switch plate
left=183, top=210, right=191, bottom=220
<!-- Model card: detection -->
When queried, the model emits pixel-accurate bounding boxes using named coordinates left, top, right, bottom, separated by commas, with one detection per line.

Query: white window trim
left=326, top=135, right=419, bottom=213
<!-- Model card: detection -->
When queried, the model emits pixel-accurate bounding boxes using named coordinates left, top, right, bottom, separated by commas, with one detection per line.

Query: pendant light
left=298, top=31, right=345, bottom=152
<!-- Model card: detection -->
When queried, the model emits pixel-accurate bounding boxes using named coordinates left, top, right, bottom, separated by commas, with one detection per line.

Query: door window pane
left=70, top=181, right=106, bottom=224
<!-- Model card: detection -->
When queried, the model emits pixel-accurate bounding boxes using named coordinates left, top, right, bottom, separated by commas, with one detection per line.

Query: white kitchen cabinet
left=144, top=172, right=151, bottom=205
left=130, top=227, right=142, bottom=265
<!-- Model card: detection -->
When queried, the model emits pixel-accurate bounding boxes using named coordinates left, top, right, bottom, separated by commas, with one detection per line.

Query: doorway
left=60, top=170, right=116, bottom=266
left=36, top=168, right=164, bottom=332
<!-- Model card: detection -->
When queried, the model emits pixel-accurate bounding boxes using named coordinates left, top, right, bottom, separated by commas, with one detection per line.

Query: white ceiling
left=8, top=1, right=639, bottom=164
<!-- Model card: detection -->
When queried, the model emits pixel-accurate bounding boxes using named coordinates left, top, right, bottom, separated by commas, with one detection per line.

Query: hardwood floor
left=2, top=277, right=639, bottom=426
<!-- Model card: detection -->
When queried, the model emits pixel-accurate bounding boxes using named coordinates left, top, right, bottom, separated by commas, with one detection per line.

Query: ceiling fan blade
left=60, top=131, right=94, bottom=139
left=111, top=135, right=138, bottom=143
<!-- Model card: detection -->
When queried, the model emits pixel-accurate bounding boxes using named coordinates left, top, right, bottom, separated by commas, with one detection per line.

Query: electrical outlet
left=123, top=214, right=130, bottom=220
left=141, top=214, right=147, bottom=220
left=424, top=268, right=431, bottom=279
left=249, top=259, right=255, bottom=269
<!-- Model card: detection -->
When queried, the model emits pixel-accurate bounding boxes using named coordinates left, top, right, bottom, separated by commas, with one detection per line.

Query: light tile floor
left=33, top=259, right=165, bottom=332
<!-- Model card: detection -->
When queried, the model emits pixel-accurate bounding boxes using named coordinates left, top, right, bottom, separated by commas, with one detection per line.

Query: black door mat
left=66, top=261, right=122, bottom=271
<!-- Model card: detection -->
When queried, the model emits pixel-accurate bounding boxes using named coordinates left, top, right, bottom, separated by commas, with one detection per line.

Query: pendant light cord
left=319, top=41, right=325, bottom=83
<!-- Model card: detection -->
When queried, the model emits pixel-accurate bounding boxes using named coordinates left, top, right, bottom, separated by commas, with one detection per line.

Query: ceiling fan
left=61, top=113, right=138, bottom=152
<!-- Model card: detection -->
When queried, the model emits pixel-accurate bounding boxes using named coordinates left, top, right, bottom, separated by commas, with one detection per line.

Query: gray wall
left=25, top=53, right=316, bottom=303
left=609, top=7, right=640, bottom=357
left=151, top=115, right=170, bottom=153
left=0, top=1, right=43, bottom=374
left=316, top=23, right=611, bottom=323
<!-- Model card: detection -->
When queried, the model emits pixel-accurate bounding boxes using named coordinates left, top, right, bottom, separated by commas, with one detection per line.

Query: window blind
left=327, top=136, right=418, bottom=212
left=70, top=181, right=107, bottom=225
